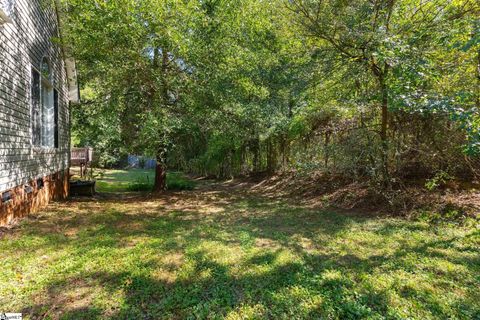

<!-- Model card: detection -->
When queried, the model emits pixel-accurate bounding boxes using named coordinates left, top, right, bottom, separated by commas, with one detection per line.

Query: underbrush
left=251, top=171, right=479, bottom=222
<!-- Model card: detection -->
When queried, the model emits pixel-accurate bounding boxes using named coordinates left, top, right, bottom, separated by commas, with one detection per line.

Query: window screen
left=54, top=89, right=59, bottom=148
left=31, top=69, right=41, bottom=146
left=41, top=82, right=54, bottom=147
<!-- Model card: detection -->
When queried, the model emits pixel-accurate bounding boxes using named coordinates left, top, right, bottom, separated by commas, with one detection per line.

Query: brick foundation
left=0, top=169, right=69, bottom=226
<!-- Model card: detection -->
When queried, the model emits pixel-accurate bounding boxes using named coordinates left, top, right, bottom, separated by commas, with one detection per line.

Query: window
left=31, top=69, right=41, bottom=145
left=1, top=191, right=12, bottom=203
left=37, top=178, right=44, bottom=190
left=41, top=80, right=54, bottom=147
left=54, top=89, right=59, bottom=148
left=41, top=57, right=51, bottom=80
left=0, top=0, right=14, bottom=24
left=31, top=57, right=59, bottom=148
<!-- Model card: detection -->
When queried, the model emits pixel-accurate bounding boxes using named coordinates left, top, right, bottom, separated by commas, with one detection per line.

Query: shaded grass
left=95, top=169, right=195, bottom=193
left=0, top=182, right=478, bottom=319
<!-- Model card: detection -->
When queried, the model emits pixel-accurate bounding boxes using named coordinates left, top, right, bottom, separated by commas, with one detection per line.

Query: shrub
left=127, top=179, right=153, bottom=192
left=167, top=173, right=196, bottom=191
left=425, top=171, right=452, bottom=191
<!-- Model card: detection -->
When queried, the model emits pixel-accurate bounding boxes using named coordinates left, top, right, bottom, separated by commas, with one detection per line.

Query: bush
left=167, top=173, right=196, bottom=191
left=425, top=171, right=452, bottom=191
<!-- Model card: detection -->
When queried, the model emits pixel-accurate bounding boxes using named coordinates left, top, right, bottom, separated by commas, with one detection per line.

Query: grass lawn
left=95, top=169, right=195, bottom=193
left=95, top=169, right=155, bottom=193
left=0, top=179, right=478, bottom=319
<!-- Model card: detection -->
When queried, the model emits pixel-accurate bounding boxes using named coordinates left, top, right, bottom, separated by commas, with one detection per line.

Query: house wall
left=0, top=170, right=69, bottom=225
left=0, top=0, right=70, bottom=224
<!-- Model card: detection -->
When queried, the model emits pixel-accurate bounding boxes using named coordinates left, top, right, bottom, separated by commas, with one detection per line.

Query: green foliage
left=166, top=172, right=196, bottom=191
left=126, top=177, right=153, bottom=192
left=425, top=171, right=453, bottom=191
left=415, top=205, right=479, bottom=227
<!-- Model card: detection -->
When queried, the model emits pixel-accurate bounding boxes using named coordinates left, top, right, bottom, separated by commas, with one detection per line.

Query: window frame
left=31, top=57, right=60, bottom=150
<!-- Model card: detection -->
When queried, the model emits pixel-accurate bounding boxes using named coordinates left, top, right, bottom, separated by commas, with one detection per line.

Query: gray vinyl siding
left=0, top=0, right=69, bottom=192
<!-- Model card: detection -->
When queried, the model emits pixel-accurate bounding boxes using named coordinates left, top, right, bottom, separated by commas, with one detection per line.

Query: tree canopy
left=61, top=0, right=480, bottom=192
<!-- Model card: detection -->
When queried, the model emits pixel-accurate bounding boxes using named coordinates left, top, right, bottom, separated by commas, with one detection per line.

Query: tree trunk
left=281, top=134, right=289, bottom=169
left=380, top=80, right=390, bottom=183
left=152, top=48, right=170, bottom=193
left=477, top=48, right=480, bottom=108
left=252, top=137, right=260, bottom=173
left=324, top=130, right=331, bottom=170
left=154, top=161, right=167, bottom=192
left=266, top=138, right=276, bottom=173
left=154, top=146, right=167, bottom=193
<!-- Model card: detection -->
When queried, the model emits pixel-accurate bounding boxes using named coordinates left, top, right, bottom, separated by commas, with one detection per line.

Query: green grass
left=0, top=182, right=478, bottom=319
left=95, top=169, right=195, bottom=193
left=165, top=172, right=196, bottom=191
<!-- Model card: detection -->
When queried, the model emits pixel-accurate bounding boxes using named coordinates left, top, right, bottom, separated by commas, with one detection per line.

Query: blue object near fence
left=128, top=155, right=157, bottom=169
left=144, top=159, right=157, bottom=169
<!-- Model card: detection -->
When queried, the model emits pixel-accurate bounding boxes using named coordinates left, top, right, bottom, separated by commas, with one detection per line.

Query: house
left=0, top=0, right=79, bottom=226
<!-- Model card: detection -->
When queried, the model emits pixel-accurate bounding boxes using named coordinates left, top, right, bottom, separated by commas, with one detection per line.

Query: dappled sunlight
left=0, top=180, right=478, bottom=319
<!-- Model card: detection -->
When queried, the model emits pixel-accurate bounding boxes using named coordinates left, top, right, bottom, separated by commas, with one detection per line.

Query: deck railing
left=71, top=148, right=94, bottom=177
left=71, top=148, right=93, bottom=165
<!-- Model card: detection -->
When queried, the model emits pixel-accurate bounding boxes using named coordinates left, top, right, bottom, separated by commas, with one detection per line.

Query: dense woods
left=63, top=0, right=480, bottom=195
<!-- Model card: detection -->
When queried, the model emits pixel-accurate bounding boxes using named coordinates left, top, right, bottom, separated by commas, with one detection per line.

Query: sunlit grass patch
left=95, top=169, right=196, bottom=193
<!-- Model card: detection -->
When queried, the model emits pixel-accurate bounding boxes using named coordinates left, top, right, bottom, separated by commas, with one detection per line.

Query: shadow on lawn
left=9, top=183, right=480, bottom=319
left=23, top=241, right=479, bottom=319
left=22, top=250, right=395, bottom=319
